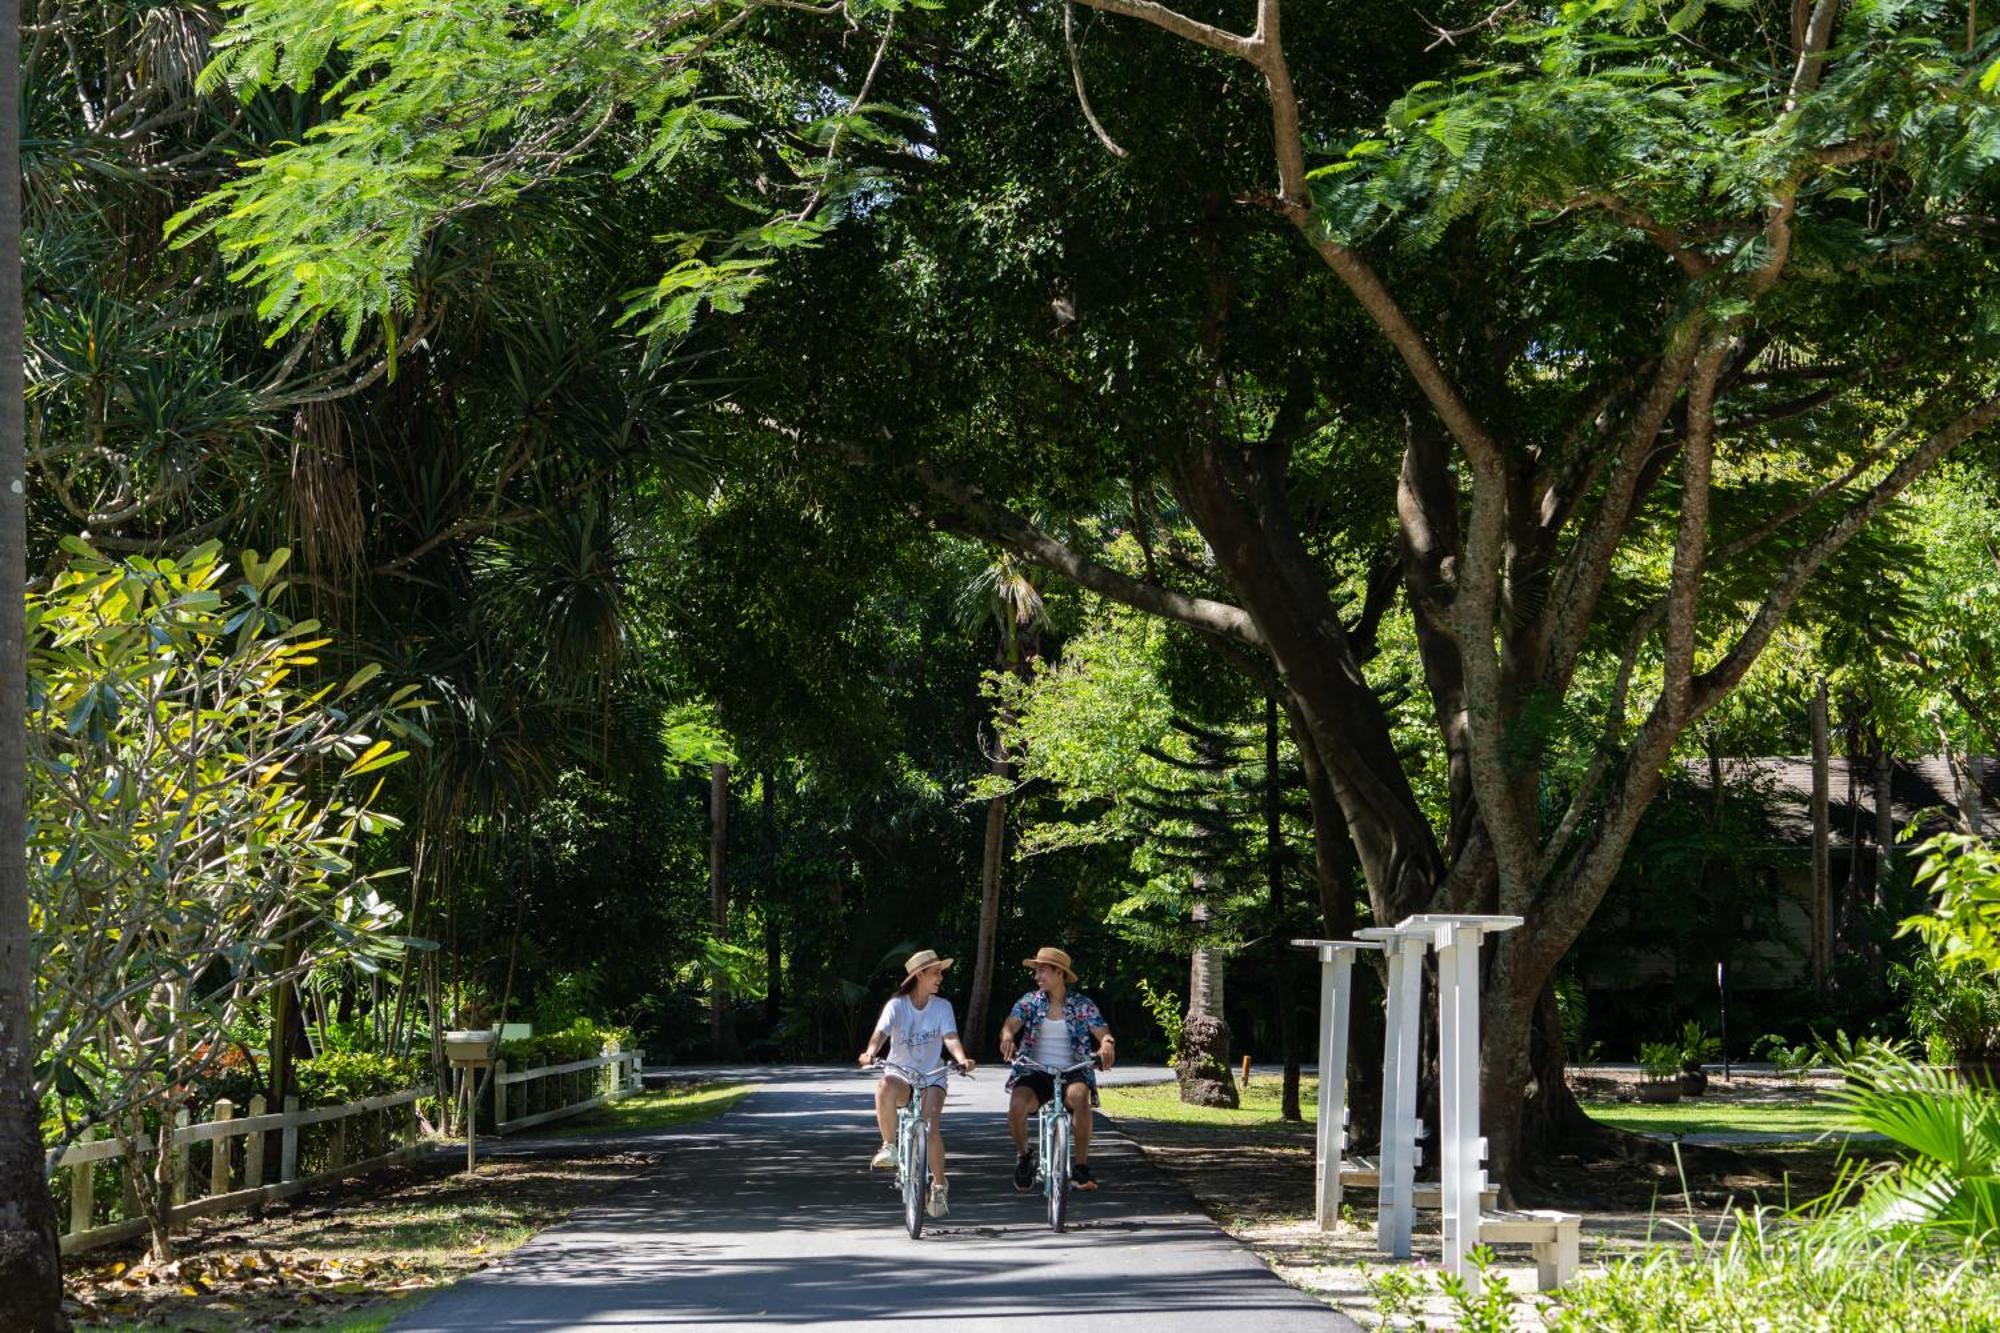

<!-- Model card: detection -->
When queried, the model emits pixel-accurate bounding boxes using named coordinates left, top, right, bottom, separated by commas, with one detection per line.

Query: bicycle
left=1013, top=1054, right=1099, bottom=1233
left=865, top=1058, right=968, bottom=1239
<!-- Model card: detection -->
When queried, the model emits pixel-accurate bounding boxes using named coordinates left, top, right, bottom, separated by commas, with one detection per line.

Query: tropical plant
left=1894, top=954, right=2000, bottom=1065
left=1753, top=1034, right=1819, bottom=1082
left=1904, top=832, right=2000, bottom=979
left=1678, top=1021, right=1721, bottom=1073
left=27, top=542, right=416, bottom=1257
left=1639, top=1042, right=1684, bottom=1083
left=1821, top=1044, right=2000, bottom=1252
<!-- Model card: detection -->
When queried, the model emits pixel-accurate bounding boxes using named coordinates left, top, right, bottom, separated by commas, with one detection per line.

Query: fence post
left=69, top=1127, right=97, bottom=1237
left=279, top=1095, right=300, bottom=1184
left=209, top=1100, right=236, bottom=1197
left=493, top=1060, right=508, bottom=1132
left=245, top=1095, right=267, bottom=1190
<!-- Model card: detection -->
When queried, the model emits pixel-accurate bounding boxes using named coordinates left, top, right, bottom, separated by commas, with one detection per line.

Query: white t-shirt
left=875, top=994, right=957, bottom=1088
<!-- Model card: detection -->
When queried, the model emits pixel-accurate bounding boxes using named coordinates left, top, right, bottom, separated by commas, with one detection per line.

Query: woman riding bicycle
left=998, top=946, right=1116, bottom=1192
left=858, top=948, right=976, bottom=1218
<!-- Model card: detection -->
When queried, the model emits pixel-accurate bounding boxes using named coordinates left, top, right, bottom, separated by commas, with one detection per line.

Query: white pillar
left=1361, top=924, right=1429, bottom=1259
left=1410, top=914, right=1522, bottom=1290
left=1295, top=938, right=1382, bottom=1231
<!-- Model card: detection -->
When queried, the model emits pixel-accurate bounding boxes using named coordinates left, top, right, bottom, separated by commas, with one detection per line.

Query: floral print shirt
left=1005, top=989, right=1106, bottom=1098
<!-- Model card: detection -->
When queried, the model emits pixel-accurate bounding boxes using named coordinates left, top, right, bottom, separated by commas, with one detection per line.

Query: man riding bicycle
left=998, top=946, right=1115, bottom=1192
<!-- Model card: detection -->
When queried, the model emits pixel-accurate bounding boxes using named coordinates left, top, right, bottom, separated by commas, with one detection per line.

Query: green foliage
left=292, top=1051, right=427, bottom=1107
left=1366, top=1264, right=1425, bottom=1326
left=1754, top=1033, right=1819, bottom=1081
left=28, top=542, right=416, bottom=1151
left=1821, top=1045, right=2000, bottom=1252
left=1893, top=953, right=2000, bottom=1062
left=1546, top=1209, right=2000, bottom=1330
left=1136, top=978, right=1185, bottom=1069
left=1437, top=1246, right=1519, bottom=1333
left=1639, top=1040, right=1684, bottom=1081
left=177, top=0, right=927, bottom=346
left=1904, top=832, right=2000, bottom=979
left=497, top=1018, right=631, bottom=1068
left=1678, top=1020, right=1721, bottom=1070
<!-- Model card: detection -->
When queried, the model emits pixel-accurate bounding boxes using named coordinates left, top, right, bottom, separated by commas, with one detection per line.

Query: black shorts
left=1017, top=1071, right=1098, bottom=1108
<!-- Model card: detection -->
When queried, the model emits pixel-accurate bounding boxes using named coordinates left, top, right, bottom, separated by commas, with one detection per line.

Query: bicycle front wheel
left=1046, top=1112, right=1069, bottom=1233
left=902, top=1112, right=926, bottom=1239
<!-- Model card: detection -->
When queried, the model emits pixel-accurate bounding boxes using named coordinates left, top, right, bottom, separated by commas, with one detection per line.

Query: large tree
left=175, top=0, right=2000, bottom=1190
left=0, top=0, right=64, bottom=1319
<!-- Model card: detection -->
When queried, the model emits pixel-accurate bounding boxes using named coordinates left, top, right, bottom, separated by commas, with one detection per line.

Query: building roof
left=1685, top=755, right=2000, bottom=846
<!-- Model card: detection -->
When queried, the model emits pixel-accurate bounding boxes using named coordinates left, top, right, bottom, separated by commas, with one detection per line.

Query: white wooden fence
left=492, top=1047, right=644, bottom=1134
left=50, top=1087, right=425, bottom=1256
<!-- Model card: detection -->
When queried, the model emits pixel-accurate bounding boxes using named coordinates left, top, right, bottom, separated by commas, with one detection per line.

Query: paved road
left=394, top=1065, right=1356, bottom=1331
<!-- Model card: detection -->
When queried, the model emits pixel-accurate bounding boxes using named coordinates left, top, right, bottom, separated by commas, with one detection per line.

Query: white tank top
left=1036, top=1014, right=1072, bottom=1068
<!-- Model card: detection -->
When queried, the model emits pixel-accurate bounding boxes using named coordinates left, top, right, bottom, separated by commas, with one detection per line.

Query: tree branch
left=1695, top=388, right=2000, bottom=709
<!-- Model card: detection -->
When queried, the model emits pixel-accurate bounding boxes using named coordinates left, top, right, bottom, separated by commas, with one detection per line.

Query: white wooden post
left=69, top=1127, right=96, bottom=1236
left=1294, top=938, right=1383, bottom=1231
left=279, top=1095, right=300, bottom=1184
left=1361, top=923, right=1429, bottom=1259
left=209, top=1100, right=236, bottom=1196
left=1411, top=913, right=1522, bottom=1290
left=493, top=1058, right=508, bottom=1132
left=245, top=1095, right=267, bottom=1189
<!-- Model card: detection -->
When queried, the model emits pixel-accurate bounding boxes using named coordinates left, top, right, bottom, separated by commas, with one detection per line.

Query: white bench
left=1337, top=1156, right=1500, bottom=1211
left=1476, top=1209, right=1581, bottom=1290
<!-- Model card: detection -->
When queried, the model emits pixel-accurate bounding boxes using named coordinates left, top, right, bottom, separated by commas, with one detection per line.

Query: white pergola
left=1296, top=913, right=1578, bottom=1292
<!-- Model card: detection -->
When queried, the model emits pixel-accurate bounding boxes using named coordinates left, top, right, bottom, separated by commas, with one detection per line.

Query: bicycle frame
left=1014, top=1056, right=1094, bottom=1231
left=870, top=1058, right=957, bottom=1239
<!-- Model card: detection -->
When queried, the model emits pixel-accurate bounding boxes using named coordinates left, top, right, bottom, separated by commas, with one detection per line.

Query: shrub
left=1547, top=1213, right=2000, bottom=1331
left=1893, top=953, right=2000, bottom=1062
left=292, top=1051, right=426, bottom=1107
left=497, top=1018, right=631, bottom=1068
left=1137, top=978, right=1185, bottom=1069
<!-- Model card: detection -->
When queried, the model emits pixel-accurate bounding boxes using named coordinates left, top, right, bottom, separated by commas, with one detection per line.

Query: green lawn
left=1099, top=1075, right=1318, bottom=1130
left=566, top=1080, right=751, bottom=1135
left=1583, top=1097, right=1862, bottom=1138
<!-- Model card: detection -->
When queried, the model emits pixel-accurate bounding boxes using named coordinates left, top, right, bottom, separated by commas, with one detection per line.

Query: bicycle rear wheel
left=901, top=1110, right=926, bottom=1239
left=1046, top=1111, right=1069, bottom=1233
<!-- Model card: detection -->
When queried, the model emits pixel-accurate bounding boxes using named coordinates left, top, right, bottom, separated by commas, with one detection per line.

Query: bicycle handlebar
left=1011, top=1054, right=1101, bottom=1077
left=865, top=1058, right=973, bottom=1080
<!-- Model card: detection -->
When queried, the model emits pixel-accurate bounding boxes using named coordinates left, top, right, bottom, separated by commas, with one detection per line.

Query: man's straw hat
left=1021, top=946, right=1077, bottom=982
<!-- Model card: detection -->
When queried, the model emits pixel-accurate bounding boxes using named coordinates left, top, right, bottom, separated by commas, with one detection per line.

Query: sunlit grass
left=1100, top=1075, right=1318, bottom=1130
left=1584, top=1097, right=1863, bottom=1138
left=566, top=1081, right=751, bottom=1135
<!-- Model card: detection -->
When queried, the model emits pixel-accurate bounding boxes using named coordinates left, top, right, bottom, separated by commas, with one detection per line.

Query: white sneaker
left=926, top=1179, right=950, bottom=1218
left=870, top=1142, right=895, bottom=1170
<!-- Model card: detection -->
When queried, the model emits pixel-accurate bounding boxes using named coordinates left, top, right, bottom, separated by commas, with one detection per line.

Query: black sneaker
left=1071, top=1162, right=1097, bottom=1191
left=1013, top=1152, right=1035, bottom=1191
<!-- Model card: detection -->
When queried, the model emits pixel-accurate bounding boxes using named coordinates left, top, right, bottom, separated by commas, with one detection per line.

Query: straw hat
left=903, top=948, right=954, bottom=978
left=1021, top=946, right=1077, bottom=982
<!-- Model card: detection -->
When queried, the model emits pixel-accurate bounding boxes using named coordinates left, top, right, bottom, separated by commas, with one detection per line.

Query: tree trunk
left=1873, top=736, right=1894, bottom=907
left=1810, top=680, right=1830, bottom=994
left=1285, top=698, right=1356, bottom=939
left=762, top=773, right=781, bottom=1030
left=967, top=737, right=1008, bottom=1056
left=1266, top=697, right=1302, bottom=1122
left=708, top=760, right=735, bottom=1059
left=0, top=0, right=64, bottom=1308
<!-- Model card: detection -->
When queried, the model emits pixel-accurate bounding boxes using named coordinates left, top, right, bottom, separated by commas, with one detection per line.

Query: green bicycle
left=868, top=1057, right=967, bottom=1239
left=1015, top=1055, right=1098, bottom=1233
